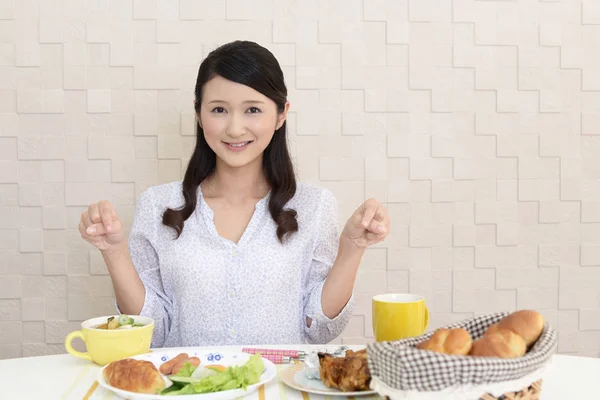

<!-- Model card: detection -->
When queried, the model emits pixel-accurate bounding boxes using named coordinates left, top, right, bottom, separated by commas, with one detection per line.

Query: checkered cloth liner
left=365, top=312, right=558, bottom=392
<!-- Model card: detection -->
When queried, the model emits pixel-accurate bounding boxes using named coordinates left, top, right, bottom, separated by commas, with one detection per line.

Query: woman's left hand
left=341, top=198, right=390, bottom=249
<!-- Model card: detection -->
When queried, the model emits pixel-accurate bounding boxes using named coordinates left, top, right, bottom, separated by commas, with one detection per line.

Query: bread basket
left=365, top=312, right=558, bottom=400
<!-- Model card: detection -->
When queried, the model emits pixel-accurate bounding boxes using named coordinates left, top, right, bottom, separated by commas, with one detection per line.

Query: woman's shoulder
left=291, top=182, right=337, bottom=213
left=136, top=181, right=185, bottom=210
left=291, top=183, right=340, bottom=237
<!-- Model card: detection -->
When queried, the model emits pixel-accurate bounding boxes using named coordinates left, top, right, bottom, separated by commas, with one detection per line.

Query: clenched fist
left=342, top=198, right=390, bottom=249
left=79, top=200, right=125, bottom=252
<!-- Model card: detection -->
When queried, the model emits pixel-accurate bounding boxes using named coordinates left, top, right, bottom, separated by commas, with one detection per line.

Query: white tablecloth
left=0, top=345, right=598, bottom=400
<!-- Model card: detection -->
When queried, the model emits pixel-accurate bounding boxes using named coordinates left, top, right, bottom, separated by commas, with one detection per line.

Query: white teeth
left=229, top=142, right=249, bottom=147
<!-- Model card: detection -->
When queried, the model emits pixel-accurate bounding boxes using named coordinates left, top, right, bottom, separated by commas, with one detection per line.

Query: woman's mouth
left=223, top=141, right=252, bottom=152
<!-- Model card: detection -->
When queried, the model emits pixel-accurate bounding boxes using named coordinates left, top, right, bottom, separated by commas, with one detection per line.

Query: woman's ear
left=194, top=100, right=202, bottom=128
left=275, top=101, right=291, bottom=130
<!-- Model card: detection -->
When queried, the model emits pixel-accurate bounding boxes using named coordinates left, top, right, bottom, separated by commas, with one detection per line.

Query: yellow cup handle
left=424, top=306, right=430, bottom=332
left=65, top=330, right=92, bottom=362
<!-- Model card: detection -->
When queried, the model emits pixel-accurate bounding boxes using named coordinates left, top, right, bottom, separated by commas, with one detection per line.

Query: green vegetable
left=173, top=362, right=197, bottom=378
left=168, top=376, right=199, bottom=384
left=160, top=354, right=265, bottom=396
left=117, top=314, right=130, bottom=326
left=160, top=385, right=182, bottom=395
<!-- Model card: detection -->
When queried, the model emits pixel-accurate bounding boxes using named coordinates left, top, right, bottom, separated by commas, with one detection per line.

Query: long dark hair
left=162, top=40, right=298, bottom=243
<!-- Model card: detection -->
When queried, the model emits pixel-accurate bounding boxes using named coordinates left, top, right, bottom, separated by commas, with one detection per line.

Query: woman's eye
left=211, top=107, right=225, bottom=113
left=247, top=107, right=261, bottom=114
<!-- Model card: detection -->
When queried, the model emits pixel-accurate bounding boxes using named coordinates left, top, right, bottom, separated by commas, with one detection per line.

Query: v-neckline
left=196, top=185, right=271, bottom=248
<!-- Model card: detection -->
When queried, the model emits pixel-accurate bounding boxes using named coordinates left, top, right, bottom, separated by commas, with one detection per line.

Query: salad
left=96, top=314, right=146, bottom=330
left=161, top=354, right=265, bottom=396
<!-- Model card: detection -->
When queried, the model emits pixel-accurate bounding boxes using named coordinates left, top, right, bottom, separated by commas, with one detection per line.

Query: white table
left=0, top=345, right=598, bottom=399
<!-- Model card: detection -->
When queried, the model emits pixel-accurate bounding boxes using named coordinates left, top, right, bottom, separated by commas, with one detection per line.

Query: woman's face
left=198, top=75, right=289, bottom=170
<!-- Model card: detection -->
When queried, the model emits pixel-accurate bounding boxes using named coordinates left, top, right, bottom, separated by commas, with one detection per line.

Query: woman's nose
left=226, top=113, right=247, bottom=137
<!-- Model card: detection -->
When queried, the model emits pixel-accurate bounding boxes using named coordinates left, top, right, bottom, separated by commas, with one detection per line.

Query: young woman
left=79, top=41, right=390, bottom=347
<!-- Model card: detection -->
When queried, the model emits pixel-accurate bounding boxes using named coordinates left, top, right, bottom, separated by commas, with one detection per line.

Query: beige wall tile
left=44, top=321, right=80, bottom=344
left=21, top=298, right=44, bottom=321
left=0, top=0, right=598, bottom=360
left=21, top=343, right=46, bottom=358
left=22, top=321, right=45, bottom=343
left=0, top=344, right=21, bottom=360
left=0, top=275, right=21, bottom=299
left=0, top=250, right=22, bottom=276
left=0, top=321, right=22, bottom=344
left=0, top=299, right=20, bottom=321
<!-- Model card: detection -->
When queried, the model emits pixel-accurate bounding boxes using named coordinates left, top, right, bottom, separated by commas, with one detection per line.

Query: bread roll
left=469, top=323, right=527, bottom=358
left=416, top=309, right=546, bottom=359
left=497, top=310, right=545, bottom=347
left=103, top=358, right=166, bottom=394
left=416, top=328, right=473, bottom=356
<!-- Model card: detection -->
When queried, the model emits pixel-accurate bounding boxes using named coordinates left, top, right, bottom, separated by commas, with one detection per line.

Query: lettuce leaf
left=162, top=354, right=265, bottom=396
left=174, top=362, right=197, bottom=378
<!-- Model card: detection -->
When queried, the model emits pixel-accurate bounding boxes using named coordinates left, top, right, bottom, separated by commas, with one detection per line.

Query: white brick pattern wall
left=0, top=0, right=599, bottom=359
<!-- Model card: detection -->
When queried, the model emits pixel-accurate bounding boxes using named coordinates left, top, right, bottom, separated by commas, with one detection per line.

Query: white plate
left=97, top=349, right=277, bottom=400
left=280, top=363, right=377, bottom=397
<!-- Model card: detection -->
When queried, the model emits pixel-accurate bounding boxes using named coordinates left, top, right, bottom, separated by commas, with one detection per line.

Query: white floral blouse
left=119, top=181, right=355, bottom=348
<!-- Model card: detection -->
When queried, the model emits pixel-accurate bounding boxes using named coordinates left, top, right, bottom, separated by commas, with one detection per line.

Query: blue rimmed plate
left=97, top=348, right=277, bottom=400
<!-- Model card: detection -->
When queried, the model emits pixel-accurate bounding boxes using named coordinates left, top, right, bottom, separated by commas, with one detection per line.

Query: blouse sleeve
left=303, top=188, right=355, bottom=344
left=117, top=188, right=173, bottom=348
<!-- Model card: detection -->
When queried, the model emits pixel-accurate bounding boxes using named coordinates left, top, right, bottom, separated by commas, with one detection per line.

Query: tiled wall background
left=1, top=0, right=600, bottom=360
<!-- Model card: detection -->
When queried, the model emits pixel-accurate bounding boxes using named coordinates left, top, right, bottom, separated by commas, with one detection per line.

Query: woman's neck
left=202, top=157, right=270, bottom=201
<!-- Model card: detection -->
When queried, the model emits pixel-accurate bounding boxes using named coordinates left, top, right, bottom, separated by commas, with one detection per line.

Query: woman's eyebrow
left=207, top=100, right=265, bottom=104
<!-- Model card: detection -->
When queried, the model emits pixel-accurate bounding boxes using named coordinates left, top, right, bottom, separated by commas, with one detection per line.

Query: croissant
left=416, top=328, right=473, bottom=356
left=103, top=358, right=166, bottom=394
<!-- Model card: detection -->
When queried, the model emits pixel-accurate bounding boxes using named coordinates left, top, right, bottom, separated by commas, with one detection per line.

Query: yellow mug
left=64, top=315, right=155, bottom=366
left=372, top=294, right=429, bottom=342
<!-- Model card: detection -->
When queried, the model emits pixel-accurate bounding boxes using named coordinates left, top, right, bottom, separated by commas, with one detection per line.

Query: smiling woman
left=164, top=41, right=297, bottom=246
left=78, top=40, right=391, bottom=348
left=204, top=96, right=273, bottom=154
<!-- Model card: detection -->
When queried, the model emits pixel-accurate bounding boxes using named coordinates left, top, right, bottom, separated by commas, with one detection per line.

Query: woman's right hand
left=79, top=200, right=126, bottom=252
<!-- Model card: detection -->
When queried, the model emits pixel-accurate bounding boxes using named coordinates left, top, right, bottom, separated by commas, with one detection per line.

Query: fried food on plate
left=318, top=349, right=371, bottom=392
left=103, top=358, right=166, bottom=394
